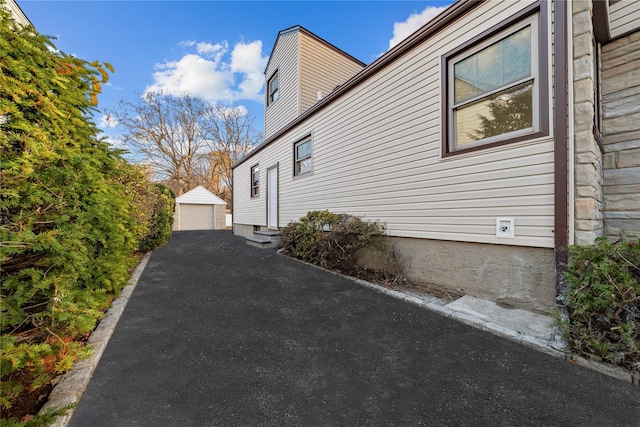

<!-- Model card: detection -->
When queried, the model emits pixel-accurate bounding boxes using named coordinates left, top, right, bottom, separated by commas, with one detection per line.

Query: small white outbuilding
left=174, top=186, right=227, bottom=231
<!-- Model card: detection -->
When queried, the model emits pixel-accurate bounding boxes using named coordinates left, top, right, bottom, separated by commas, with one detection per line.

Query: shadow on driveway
left=70, top=231, right=640, bottom=426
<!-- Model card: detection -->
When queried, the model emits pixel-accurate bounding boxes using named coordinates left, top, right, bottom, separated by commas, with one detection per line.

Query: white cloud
left=100, top=134, right=126, bottom=149
left=98, top=114, right=118, bottom=128
left=388, top=5, right=449, bottom=50
left=145, top=39, right=268, bottom=104
left=196, top=41, right=228, bottom=64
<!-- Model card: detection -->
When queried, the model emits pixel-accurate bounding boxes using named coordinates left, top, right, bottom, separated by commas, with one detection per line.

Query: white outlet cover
left=496, top=218, right=515, bottom=238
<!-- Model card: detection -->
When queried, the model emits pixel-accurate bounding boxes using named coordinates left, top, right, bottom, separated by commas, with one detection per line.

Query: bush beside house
left=0, top=7, right=173, bottom=422
left=280, top=210, right=388, bottom=275
left=560, top=237, right=640, bottom=373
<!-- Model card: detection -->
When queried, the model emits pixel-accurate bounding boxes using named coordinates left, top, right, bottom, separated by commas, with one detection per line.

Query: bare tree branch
left=114, top=92, right=260, bottom=205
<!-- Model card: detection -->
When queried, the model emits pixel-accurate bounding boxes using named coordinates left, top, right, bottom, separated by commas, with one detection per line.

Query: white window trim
left=251, top=164, right=260, bottom=197
left=447, top=14, right=541, bottom=152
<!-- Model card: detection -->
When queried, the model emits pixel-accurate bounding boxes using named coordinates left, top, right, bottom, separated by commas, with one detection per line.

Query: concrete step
left=245, top=236, right=279, bottom=249
left=254, top=230, right=280, bottom=238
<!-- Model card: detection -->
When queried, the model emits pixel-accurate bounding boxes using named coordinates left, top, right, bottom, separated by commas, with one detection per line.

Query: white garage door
left=179, top=204, right=215, bottom=230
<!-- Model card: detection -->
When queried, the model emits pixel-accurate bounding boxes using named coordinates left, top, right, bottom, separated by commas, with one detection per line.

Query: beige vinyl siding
left=264, top=31, right=300, bottom=140
left=299, top=32, right=365, bottom=113
left=609, top=0, right=640, bottom=39
left=234, top=160, right=265, bottom=226
left=236, top=0, right=554, bottom=248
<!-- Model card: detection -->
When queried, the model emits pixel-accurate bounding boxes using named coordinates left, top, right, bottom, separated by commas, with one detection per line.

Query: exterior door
left=267, top=165, right=278, bottom=229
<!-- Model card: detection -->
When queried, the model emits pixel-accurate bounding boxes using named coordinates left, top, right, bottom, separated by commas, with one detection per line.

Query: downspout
left=554, top=0, right=570, bottom=300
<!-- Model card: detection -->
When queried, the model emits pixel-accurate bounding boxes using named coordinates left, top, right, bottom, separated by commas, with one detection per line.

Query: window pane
left=502, top=26, right=531, bottom=84
left=454, top=56, right=481, bottom=103
left=454, top=81, right=533, bottom=146
left=297, top=158, right=312, bottom=175
left=454, top=25, right=531, bottom=104
left=296, top=140, right=311, bottom=159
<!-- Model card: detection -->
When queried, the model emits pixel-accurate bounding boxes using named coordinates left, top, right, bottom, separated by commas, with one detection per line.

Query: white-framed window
left=268, top=71, right=279, bottom=106
left=251, top=164, right=260, bottom=197
left=444, top=11, right=547, bottom=154
left=293, top=137, right=312, bottom=176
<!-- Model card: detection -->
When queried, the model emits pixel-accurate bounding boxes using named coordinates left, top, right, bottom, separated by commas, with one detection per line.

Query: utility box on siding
left=174, top=186, right=228, bottom=231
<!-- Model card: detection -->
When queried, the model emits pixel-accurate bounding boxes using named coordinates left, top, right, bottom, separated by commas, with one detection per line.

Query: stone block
left=603, top=183, right=640, bottom=195
left=572, top=10, right=592, bottom=36
left=575, top=229, right=600, bottom=245
left=573, top=32, right=593, bottom=59
left=575, top=197, right=600, bottom=220
left=573, top=55, right=593, bottom=81
left=575, top=129, right=598, bottom=154
left=576, top=151, right=599, bottom=165
left=575, top=163, right=599, bottom=186
left=602, top=95, right=640, bottom=120
left=573, top=77, right=594, bottom=104
left=571, top=0, right=591, bottom=14
left=605, top=219, right=640, bottom=239
left=603, top=152, right=616, bottom=169
left=604, top=194, right=640, bottom=211
left=576, top=185, right=601, bottom=199
left=575, top=219, right=603, bottom=232
left=616, top=148, right=640, bottom=168
left=603, top=112, right=640, bottom=135
left=601, top=39, right=640, bottom=70
left=601, top=67, right=640, bottom=95
left=604, top=166, right=640, bottom=186
left=602, top=133, right=640, bottom=151
left=604, top=210, right=640, bottom=220
left=573, top=101, right=595, bottom=130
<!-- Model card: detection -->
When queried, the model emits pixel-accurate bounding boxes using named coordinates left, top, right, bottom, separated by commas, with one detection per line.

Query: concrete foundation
left=363, top=237, right=556, bottom=313
left=233, top=223, right=257, bottom=238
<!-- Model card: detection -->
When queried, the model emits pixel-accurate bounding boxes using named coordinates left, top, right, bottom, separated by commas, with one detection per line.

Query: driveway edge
left=277, top=250, right=639, bottom=386
left=39, top=252, right=153, bottom=427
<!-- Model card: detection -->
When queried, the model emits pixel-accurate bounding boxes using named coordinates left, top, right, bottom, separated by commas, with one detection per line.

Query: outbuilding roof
left=175, top=186, right=227, bottom=205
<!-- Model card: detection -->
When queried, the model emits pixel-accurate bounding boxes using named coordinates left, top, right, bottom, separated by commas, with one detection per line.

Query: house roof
left=263, top=25, right=366, bottom=75
left=233, top=0, right=480, bottom=170
left=175, top=186, right=227, bottom=205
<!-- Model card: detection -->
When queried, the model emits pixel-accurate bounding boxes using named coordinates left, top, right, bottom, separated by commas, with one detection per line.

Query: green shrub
left=280, top=210, right=387, bottom=273
left=559, top=237, right=640, bottom=372
left=138, top=183, right=175, bottom=252
left=0, top=7, right=160, bottom=420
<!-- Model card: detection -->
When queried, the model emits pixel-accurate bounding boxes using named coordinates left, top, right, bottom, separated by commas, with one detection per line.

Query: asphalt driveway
left=69, top=231, right=639, bottom=426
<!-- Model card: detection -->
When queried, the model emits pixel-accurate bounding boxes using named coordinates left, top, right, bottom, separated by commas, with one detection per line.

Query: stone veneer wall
left=215, top=205, right=227, bottom=230
left=601, top=30, right=640, bottom=240
left=573, top=0, right=604, bottom=245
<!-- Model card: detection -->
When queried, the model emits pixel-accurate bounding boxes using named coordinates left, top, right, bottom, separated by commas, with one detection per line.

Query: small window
left=268, top=72, right=279, bottom=106
left=251, top=164, right=259, bottom=197
left=294, top=137, right=312, bottom=176
left=444, top=12, right=546, bottom=154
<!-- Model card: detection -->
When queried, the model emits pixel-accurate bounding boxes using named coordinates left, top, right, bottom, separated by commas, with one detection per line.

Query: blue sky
left=18, top=0, right=452, bottom=151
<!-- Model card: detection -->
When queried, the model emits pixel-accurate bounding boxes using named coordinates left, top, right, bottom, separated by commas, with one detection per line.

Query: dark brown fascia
left=233, top=0, right=483, bottom=170
left=593, top=0, right=611, bottom=43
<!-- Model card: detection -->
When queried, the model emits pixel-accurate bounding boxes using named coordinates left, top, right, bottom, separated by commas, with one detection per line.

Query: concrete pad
left=446, top=295, right=556, bottom=341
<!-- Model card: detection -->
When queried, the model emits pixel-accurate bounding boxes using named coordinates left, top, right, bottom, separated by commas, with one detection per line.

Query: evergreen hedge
left=0, top=6, right=172, bottom=420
